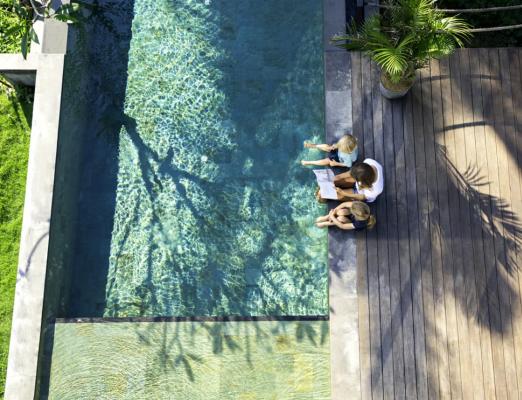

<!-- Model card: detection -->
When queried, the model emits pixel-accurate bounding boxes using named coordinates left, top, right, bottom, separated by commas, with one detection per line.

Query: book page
left=313, top=169, right=337, bottom=200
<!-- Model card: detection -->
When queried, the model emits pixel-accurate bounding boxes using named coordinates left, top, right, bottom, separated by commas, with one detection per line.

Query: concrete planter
left=379, top=72, right=415, bottom=100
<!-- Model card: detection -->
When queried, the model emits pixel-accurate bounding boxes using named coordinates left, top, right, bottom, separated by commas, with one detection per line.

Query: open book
left=313, top=169, right=338, bottom=200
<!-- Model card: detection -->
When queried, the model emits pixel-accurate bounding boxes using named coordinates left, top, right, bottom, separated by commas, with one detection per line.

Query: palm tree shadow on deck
left=364, top=57, right=522, bottom=397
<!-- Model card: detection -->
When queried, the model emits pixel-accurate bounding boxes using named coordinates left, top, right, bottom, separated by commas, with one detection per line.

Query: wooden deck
left=352, top=48, right=522, bottom=400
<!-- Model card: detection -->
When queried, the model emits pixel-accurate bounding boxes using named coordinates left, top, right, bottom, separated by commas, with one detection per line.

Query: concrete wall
left=2, top=13, right=68, bottom=400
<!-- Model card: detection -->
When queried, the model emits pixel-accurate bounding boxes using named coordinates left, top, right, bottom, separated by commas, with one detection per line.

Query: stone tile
left=325, top=51, right=351, bottom=92
left=326, top=91, right=352, bottom=123
left=323, top=3, right=360, bottom=398
left=324, top=0, right=346, bottom=52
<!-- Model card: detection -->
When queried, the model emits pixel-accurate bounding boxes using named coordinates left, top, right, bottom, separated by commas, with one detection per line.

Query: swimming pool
left=37, top=0, right=330, bottom=397
left=46, top=0, right=327, bottom=318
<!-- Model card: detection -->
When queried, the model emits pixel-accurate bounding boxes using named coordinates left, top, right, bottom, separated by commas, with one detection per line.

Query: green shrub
left=0, top=0, right=23, bottom=53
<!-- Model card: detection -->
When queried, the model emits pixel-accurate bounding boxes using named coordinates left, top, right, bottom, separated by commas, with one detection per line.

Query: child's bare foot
left=304, top=141, right=315, bottom=148
left=301, top=160, right=309, bottom=166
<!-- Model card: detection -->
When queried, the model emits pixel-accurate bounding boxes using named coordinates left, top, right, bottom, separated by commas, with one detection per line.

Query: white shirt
left=355, top=158, right=384, bottom=203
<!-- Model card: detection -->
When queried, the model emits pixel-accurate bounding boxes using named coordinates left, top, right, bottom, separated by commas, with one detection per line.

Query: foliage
left=0, top=89, right=31, bottom=398
left=439, top=0, right=522, bottom=47
left=0, top=0, right=82, bottom=58
left=0, top=1, right=21, bottom=52
left=333, top=0, right=471, bottom=84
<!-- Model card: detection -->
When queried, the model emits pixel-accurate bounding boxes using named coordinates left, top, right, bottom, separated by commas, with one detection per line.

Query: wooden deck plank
left=382, top=91, right=406, bottom=400
left=371, top=60, right=395, bottom=400
left=426, top=59, right=452, bottom=400
left=432, top=57, right=463, bottom=400
left=444, top=53, right=473, bottom=400
left=434, top=54, right=463, bottom=399
left=361, top=55, right=384, bottom=400
left=352, top=52, right=372, bottom=400
left=392, top=96, right=417, bottom=400
left=509, top=47, right=522, bottom=400
left=403, top=75, right=429, bottom=400
left=489, top=48, right=520, bottom=400
left=415, top=66, right=440, bottom=400
left=478, top=47, right=509, bottom=400
left=511, top=49, right=522, bottom=251
left=499, top=46, right=522, bottom=400
left=468, top=49, right=499, bottom=400
left=457, top=48, right=486, bottom=400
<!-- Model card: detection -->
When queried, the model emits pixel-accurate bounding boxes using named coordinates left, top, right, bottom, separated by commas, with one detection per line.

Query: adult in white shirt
left=333, top=159, right=384, bottom=203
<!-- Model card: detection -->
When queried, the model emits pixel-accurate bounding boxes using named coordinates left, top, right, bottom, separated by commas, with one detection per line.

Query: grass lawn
left=0, top=89, right=31, bottom=398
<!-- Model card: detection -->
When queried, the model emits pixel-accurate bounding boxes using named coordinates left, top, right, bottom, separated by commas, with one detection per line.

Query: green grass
left=0, top=90, right=31, bottom=398
left=0, top=1, right=23, bottom=53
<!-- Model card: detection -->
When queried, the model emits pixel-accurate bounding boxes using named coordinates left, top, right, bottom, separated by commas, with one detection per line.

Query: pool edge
left=3, top=14, right=69, bottom=400
left=324, top=0, right=362, bottom=398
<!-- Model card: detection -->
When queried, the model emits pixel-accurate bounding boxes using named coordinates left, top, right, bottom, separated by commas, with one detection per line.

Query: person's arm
left=329, top=159, right=347, bottom=167
left=335, top=187, right=366, bottom=201
left=329, top=214, right=355, bottom=230
left=334, top=201, right=353, bottom=211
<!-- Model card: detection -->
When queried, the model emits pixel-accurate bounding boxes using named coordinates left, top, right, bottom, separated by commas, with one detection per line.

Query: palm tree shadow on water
left=129, top=318, right=329, bottom=393
left=101, top=0, right=329, bottom=387
left=102, top=0, right=327, bottom=318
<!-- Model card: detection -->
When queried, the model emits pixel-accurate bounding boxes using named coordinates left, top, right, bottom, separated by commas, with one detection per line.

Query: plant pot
left=379, top=72, right=415, bottom=100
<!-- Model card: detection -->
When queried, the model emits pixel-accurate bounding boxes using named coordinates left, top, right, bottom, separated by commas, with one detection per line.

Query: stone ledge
left=324, top=2, right=361, bottom=399
left=324, top=0, right=347, bottom=52
left=4, top=50, right=66, bottom=400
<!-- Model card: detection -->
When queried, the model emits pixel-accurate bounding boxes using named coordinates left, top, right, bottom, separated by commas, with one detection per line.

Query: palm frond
left=371, top=33, right=415, bottom=78
left=333, top=0, right=472, bottom=83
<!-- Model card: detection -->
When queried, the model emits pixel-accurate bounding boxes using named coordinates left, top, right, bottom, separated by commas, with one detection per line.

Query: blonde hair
left=351, top=201, right=376, bottom=229
left=335, top=134, right=357, bottom=153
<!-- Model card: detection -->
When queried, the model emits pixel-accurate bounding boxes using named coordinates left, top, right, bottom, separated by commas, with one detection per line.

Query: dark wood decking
left=352, top=48, right=522, bottom=400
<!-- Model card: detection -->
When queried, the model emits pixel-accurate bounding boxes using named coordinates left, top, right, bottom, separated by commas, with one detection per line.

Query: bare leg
left=316, top=221, right=334, bottom=228
left=304, top=142, right=331, bottom=152
left=301, top=158, right=331, bottom=166
left=316, top=215, right=349, bottom=228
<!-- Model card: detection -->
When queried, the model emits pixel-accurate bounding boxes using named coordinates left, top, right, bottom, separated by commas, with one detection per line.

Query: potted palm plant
left=333, top=0, right=471, bottom=99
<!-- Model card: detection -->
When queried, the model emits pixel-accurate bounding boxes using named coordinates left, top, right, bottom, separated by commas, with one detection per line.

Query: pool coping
left=2, top=13, right=68, bottom=400
left=55, top=315, right=329, bottom=324
left=324, top=1, right=362, bottom=399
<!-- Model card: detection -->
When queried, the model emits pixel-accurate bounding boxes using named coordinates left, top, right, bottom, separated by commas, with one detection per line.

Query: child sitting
left=315, top=201, right=376, bottom=231
left=301, top=134, right=358, bottom=169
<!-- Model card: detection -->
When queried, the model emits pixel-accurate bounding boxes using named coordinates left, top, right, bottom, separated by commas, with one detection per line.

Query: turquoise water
left=48, top=0, right=326, bottom=318
left=47, top=320, right=331, bottom=399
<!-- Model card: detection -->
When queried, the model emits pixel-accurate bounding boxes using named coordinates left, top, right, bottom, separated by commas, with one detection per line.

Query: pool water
left=47, top=320, right=331, bottom=399
left=48, top=0, right=326, bottom=318
left=39, top=1, right=330, bottom=397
